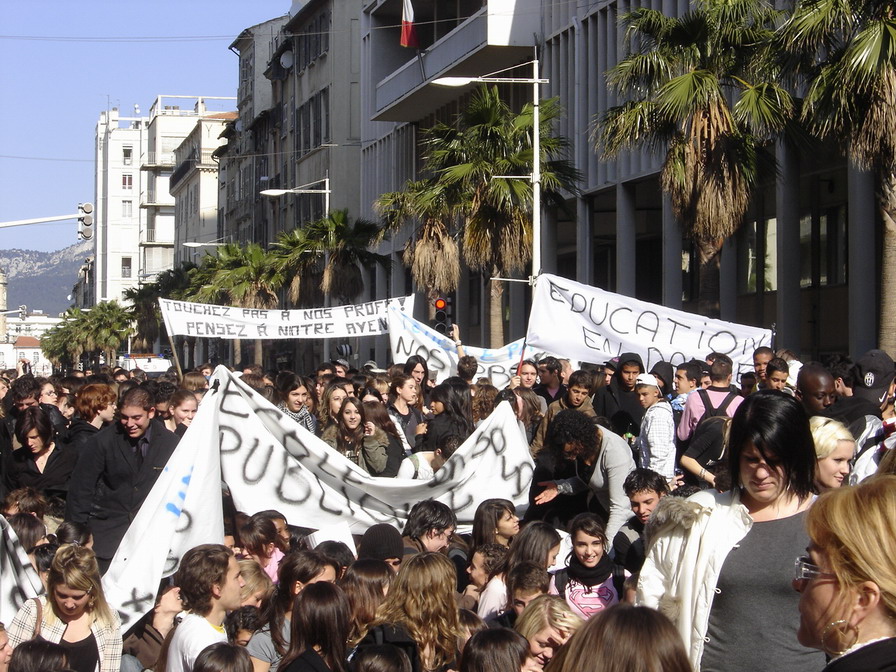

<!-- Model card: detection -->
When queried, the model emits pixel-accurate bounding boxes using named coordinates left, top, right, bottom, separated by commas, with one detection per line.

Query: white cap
left=636, top=373, right=660, bottom=388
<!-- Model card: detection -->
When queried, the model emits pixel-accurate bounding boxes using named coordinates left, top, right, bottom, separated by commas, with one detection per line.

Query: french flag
left=400, top=0, right=419, bottom=48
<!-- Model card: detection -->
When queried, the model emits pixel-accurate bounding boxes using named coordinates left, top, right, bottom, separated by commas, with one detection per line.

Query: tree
left=378, top=86, right=578, bottom=347
left=191, top=242, right=283, bottom=367
left=777, top=0, right=896, bottom=353
left=596, top=0, right=793, bottom=317
left=87, top=301, right=134, bottom=366
left=124, top=284, right=161, bottom=352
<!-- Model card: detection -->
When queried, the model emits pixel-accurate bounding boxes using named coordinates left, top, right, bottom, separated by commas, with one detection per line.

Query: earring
left=821, top=620, right=859, bottom=656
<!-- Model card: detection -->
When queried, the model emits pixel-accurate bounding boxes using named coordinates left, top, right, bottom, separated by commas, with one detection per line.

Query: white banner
left=527, top=274, right=773, bottom=377
left=159, top=295, right=415, bottom=340
left=388, top=308, right=556, bottom=387
left=0, top=515, right=42, bottom=625
left=104, top=366, right=534, bottom=625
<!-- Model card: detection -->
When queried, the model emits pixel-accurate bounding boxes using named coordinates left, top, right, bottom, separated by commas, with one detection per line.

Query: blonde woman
left=514, top=595, right=583, bottom=669
left=8, top=544, right=121, bottom=672
left=809, top=416, right=855, bottom=491
left=794, top=476, right=896, bottom=669
left=359, top=552, right=460, bottom=672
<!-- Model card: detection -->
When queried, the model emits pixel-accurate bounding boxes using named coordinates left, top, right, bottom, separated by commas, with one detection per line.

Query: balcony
left=170, top=149, right=219, bottom=191
left=139, top=227, right=174, bottom=246
left=141, top=151, right=176, bottom=169
left=372, top=0, right=539, bottom=122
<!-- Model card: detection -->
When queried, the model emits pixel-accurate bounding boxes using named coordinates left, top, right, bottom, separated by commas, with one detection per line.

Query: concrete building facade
left=356, top=0, right=877, bottom=362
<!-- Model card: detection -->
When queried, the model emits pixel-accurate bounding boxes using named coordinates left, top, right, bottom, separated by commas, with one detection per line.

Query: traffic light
left=78, top=203, right=94, bottom=240
left=19, top=305, right=26, bottom=320
left=433, top=296, right=452, bottom=334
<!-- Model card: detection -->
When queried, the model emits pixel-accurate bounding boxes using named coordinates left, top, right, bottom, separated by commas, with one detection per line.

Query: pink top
left=263, top=546, right=285, bottom=583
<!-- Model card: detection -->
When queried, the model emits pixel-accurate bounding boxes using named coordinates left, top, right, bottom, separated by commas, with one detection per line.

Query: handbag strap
left=32, top=597, right=42, bottom=638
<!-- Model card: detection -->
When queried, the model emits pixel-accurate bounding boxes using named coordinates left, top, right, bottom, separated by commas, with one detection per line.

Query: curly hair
left=370, top=553, right=460, bottom=671
left=543, top=410, right=599, bottom=461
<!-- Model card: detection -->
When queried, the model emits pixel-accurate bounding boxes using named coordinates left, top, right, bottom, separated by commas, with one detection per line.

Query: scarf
left=566, top=551, right=614, bottom=588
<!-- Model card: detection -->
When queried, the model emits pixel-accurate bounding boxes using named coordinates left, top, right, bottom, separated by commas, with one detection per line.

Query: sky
left=0, top=1, right=288, bottom=253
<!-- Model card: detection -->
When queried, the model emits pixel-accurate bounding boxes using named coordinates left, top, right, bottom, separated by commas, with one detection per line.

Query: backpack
left=695, top=389, right=738, bottom=423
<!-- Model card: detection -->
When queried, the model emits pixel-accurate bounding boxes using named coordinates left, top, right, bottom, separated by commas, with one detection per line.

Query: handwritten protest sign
left=387, top=307, right=564, bottom=386
left=104, top=366, right=533, bottom=626
left=159, top=295, right=414, bottom=340
left=527, top=274, right=772, bottom=376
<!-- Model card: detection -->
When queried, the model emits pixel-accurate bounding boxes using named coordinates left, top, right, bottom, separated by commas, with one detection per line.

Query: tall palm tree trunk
left=489, top=270, right=505, bottom=349
left=254, top=339, right=264, bottom=367
left=878, top=170, right=896, bottom=356
left=696, top=238, right=723, bottom=319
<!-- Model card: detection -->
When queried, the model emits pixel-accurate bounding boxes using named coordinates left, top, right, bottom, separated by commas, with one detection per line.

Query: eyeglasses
left=794, top=556, right=835, bottom=582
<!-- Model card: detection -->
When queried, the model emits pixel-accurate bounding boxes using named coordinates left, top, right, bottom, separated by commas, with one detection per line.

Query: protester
left=279, top=583, right=350, bottom=672
left=357, top=524, right=404, bottom=574
left=7, top=640, right=68, bottom=672
left=121, top=586, right=183, bottom=670
left=529, top=371, right=596, bottom=452
left=359, top=553, right=460, bottom=672
left=794, top=476, right=896, bottom=669
left=459, top=628, right=538, bottom=672
left=471, top=499, right=519, bottom=548
left=514, top=595, right=582, bottom=670
left=339, top=559, right=393, bottom=645
left=638, top=392, right=824, bottom=671
left=396, top=434, right=462, bottom=481
left=387, top=375, right=424, bottom=453
left=165, top=389, right=198, bottom=435
left=400, top=500, right=456, bottom=557
left=8, top=544, right=121, bottom=672
left=66, top=383, right=117, bottom=451
left=276, top=373, right=317, bottom=435
left=0, top=623, right=11, bottom=672
left=414, top=384, right=473, bottom=453
left=612, top=469, right=668, bottom=575
left=633, top=373, right=676, bottom=482
left=809, top=416, right=855, bottom=491
left=544, top=604, right=690, bottom=672
left=361, top=401, right=406, bottom=477
left=549, top=513, right=619, bottom=619
left=592, top=352, right=645, bottom=438
left=486, top=562, right=551, bottom=630
left=6, top=406, right=78, bottom=502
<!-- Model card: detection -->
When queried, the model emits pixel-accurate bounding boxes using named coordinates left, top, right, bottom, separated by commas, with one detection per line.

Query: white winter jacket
left=636, top=489, right=752, bottom=671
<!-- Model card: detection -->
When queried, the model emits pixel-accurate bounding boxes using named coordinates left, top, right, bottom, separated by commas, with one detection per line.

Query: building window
left=123, top=146, right=133, bottom=165
left=122, top=174, right=133, bottom=190
left=122, top=200, right=133, bottom=218
left=121, top=257, right=132, bottom=278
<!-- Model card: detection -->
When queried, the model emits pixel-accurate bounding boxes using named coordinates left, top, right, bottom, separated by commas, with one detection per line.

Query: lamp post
left=261, top=175, right=333, bottom=361
left=433, top=59, right=547, bottom=285
left=260, top=177, right=331, bottom=216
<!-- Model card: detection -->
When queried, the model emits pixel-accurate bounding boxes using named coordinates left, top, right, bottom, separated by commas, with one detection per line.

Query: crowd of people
left=0, top=337, right=895, bottom=672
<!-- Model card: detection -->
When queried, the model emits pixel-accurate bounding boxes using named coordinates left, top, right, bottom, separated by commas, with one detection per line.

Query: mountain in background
left=0, top=241, right=93, bottom=317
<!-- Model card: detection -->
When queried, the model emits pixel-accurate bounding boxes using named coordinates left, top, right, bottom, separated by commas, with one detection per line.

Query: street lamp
left=433, top=58, right=548, bottom=286
left=183, top=236, right=229, bottom=248
left=260, top=177, right=331, bottom=215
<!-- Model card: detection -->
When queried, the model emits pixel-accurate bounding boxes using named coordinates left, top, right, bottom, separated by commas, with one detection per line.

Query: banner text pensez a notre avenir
left=158, top=295, right=414, bottom=340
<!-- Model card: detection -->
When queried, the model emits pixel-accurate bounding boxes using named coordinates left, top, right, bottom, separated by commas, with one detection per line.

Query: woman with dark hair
left=414, top=384, right=473, bottom=454
left=247, top=551, right=339, bottom=672
left=638, top=391, right=824, bottom=671
left=193, top=642, right=253, bottom=672
left=549, top=513, right=618, bottom=620
left=545, top=604, right=690, bottom=672
left=7, top=640, right=68, bottom=672
left=362, top=402, right=406, bottom=477
left=387, top=375, right=424, bottom=454
left=276, top=373, right=316, bottom=435
left=459, top=628, right=537, bottom=672
left=515, top=389, right=544, bottom=445
left=279, top=583, right=351, bottom=672
left=321, top=398, right=392, bottom=476
left=164, top=389, right=198, bottom=435
left=471, top=499, right=519, bottom=548
left=402, top=357, right=430, bottom=393
left=6, top=406, right=78, bottom=502
left=339, top=559, right=393, bottom=646
left=53, top=522, right=92, bottom=549
left=317, top=384, right=350, bottom=436
left=531, top=410, right=635, bottom=543
left=241, top=515, right=290, bottom=583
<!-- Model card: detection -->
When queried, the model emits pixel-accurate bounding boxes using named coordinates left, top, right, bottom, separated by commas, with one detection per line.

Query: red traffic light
left=434, top=298, right=448, bottom=310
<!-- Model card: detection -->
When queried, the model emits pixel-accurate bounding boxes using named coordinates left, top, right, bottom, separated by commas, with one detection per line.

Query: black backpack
left=695, top=388, right=738, bottom=423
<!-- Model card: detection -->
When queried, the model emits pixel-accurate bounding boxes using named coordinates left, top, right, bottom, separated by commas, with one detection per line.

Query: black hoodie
left=593, top=352, right=646, bottom=436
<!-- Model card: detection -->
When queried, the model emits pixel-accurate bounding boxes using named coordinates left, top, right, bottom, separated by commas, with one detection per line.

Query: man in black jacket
left=65, top=386, right=180, bottom=572
left=593, top=352, right=646, bottom=438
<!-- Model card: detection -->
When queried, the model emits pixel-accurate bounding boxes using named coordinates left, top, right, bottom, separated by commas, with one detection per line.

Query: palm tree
left=777, top=0, right=896, bottom=353
left=595, top=0, right=793, bottom=317
left=124, top=284, right=161, bottom=352
left=87, top=301, right=134, bottom=367
left=378, top=86, right=578, bottom=347
left=192, top=242, right=283, bottom=367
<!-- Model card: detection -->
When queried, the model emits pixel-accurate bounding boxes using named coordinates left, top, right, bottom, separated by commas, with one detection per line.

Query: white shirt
left=166, top=613, right=227, bottom=672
